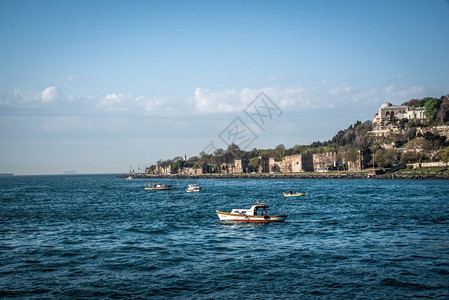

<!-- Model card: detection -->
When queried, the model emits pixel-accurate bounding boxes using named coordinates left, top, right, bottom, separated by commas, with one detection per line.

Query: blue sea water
left=1, top=175, right=448, bottom=299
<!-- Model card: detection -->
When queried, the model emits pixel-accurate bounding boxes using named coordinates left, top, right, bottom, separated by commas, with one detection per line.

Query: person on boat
left=289, top=190, right=293, bottom=194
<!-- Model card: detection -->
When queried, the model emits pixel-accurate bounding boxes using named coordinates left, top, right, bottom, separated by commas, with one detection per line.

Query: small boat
left=216, top=202, right=288, bottom=223
left=144, top=183, right=173, bottom=190
left=283, top=191, right=306, bottom=197
left=126, top=176, right=133, bottom=180
left=186, top=184, right=201, bottom=192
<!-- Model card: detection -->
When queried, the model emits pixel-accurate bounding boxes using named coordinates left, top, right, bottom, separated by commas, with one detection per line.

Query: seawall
left=119, top=173, right=449, bottom=180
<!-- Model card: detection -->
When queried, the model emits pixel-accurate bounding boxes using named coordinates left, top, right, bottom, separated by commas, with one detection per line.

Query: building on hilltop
left=372, top=102, right=426, bottom=130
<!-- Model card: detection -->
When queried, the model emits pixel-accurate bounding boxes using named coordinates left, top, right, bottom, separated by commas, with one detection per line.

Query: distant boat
left=144, top=183, right=173, bottom=190
left=186, top=184, right=201, bottom=192
left=216, top=202, right=288, bottom=223
left=283, top=191, right=307, bottom=197
left=126, top=176, right=133, bottom=180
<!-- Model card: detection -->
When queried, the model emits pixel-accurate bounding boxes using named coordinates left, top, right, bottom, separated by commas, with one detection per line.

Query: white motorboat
left=283, top=191, right=306, bottom=197
left=216, top=202, right=288, bottom=223
left=186, top=184, right=201, bottom=192
left=144, top=183, right=173, bottom=190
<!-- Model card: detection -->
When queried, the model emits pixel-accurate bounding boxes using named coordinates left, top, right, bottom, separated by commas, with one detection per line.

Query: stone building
left=182, top=167, right=203, bottom=175
left=311, top=151, right=366, bottom=171
left=269, top=154, right=313, bottom=173
left=312, top=152, right=337, bottom=171
left=342, top=150, right=366, bottom=171
left=153, top=164, right=172, bottom=175
left=292, top=154, right=314, bottom=172
left=233, top=159, right=249, bottom=173
left=372, top=102, right=426, bottom=130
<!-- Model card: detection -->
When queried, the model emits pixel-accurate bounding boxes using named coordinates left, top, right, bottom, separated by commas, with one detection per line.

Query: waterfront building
left=233, top=159, right=249, bottom=173
left=269, top=154, right=314, bottom=173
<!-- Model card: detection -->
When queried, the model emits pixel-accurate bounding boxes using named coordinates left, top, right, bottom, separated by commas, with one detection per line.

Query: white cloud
left=97, top=92, right=186, bottom=113
left=13, top=88, right=40, bottom=104
left=193, top=85, right=366, bottom=113
left=97, top=93, right=133, bottom=111
left=0, top=86, right=64, bottom=107
left=41, top=86, right=64, bottom=103
left=194, top=86, right=317, bottom=113
left=385, top=85, right=396, bottom=94
left=194, top=88, right=243, bottom=113
left=2, top=84, right=445, bottom=119
left=329, top=83, right=353, bottom=96
left=384, top=85, right=426, bottom=101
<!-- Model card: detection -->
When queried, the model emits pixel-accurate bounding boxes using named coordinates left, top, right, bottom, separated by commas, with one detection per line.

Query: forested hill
left=148, top=94, right=449, bottom=172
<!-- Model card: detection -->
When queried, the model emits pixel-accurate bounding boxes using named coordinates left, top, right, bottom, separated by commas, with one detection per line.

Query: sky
left=1, top=0, right=449, bottom=175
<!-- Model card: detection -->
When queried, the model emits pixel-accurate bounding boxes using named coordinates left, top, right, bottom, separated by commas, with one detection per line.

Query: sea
left=1, top=175, right=448, bottom=299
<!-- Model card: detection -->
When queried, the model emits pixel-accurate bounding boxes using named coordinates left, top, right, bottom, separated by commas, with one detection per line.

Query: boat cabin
left=230, top=203, right=269, bottom=216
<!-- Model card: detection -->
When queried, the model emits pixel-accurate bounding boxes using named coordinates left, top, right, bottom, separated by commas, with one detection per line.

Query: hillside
left=146, top=94, right=449, bottom=174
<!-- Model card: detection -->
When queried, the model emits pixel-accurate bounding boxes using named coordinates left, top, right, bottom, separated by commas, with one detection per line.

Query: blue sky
left=1, top=0, right=449, bottom=175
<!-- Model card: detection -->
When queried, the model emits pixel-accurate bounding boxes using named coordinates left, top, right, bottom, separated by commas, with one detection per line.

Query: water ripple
left=0, top=176, right=448, bottom=298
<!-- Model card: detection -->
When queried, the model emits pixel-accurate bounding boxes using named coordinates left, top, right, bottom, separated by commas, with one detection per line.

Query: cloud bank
left=0, top=83, right=445, bottom=118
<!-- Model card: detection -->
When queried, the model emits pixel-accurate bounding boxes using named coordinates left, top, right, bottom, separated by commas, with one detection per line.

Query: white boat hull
left=216, top=210, right=288, bottom=223
left=145, top=185, right=172, bottom=190
left=283, top=192, right=306, bottom=197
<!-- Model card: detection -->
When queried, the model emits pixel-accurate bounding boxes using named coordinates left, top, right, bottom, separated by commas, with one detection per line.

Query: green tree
left=172, top=159, right=184, bottom=172
left=422, top=97, right=442, bottom=125
left=402, top=99, right=421, bottom=107
left=422, top=132, right=448, bottom=150
left=441, top=147, right=449, bottom=165
left=437, top=95, right=449, bottom=124
left=370, top=149, right=399, bottom=168
left=345, top=149, right=359, bottom=163
left=273, top=144, right=286, bottom=161
left=186, top=156, right=199, bottom=167
left=248, top=157, right=262, bottom=172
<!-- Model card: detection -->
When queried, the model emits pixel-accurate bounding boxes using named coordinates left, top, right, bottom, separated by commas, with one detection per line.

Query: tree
left=345, top=149, right=359, bottom=163
left=172, top=160, right=184, bottom=172
left=273, top=144, right=286, bottom=161
left=248, top=157, right=262, bottom=172
left=422, top=97, right=442, bottom=125
left=371, top=149, right=399, bottom=168
left=437, top=95, right=449, bottom=124
left=402, top=99, right=421, bottom=107
left=422, top=132, right=448, bottom=150
left=186, top=156, right=199, bottom=167
left=224, top=143, right=243, bottom=163
left=441, top=147, right=449, bottom=165
left=354, top=134, right=372, bottom=151
left=406, top=138, right=431, bottom=163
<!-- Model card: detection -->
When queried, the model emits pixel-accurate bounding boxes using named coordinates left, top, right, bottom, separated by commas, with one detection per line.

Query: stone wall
left=233, top=159, right=249, bottom=173
left=268, top=154, right=314, bottom=173
left=183, top=167, right=203, bottom=175
left=312, top=152, right=337, bottom=171
left=342, top=150, right=363, bottom=171
left=408, top=161, right=448, bottom=169
left=417, top=125, right=449, bottom=138
left=291, top=154, right=314, bottom=172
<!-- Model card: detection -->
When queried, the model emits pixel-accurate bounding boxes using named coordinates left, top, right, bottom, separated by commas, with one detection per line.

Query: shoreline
left=119, top=172, right=449, bottom=180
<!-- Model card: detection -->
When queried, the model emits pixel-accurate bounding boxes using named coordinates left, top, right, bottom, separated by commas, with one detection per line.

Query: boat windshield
left=254, top=207, right=268, bottom=216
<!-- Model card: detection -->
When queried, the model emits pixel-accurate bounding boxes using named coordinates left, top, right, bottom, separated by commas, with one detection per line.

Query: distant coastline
left=0, top=173, right=13, bottom=176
